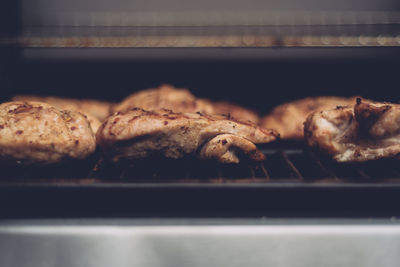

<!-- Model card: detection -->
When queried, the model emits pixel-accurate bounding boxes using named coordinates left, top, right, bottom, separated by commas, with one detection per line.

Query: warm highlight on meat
left=0, top=101, right=96, bottom=164
left=114, top=85, right=260, bottom=123
left=261, top=96, right=363, bottom=139
left=12, top=95, right=114, bottom=133
left=97, top=108, right=278, bottom=164
left=304, top=99, right=400, bottom=162
left=213, top=101, right=260, bottom=123
left=113, top=84, right=215, bottom=115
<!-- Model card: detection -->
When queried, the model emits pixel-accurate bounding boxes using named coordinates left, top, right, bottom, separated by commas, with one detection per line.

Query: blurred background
left=1, top=3, right=400, bottom=267
left=1, top=0, right=400, bottom=112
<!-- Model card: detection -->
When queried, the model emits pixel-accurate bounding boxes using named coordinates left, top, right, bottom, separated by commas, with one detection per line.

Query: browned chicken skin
left=113, top=84, right=215, bottom=115
left=97, top=108, right=278, bottom=164
left=304, top=99, right=400, bottom=162
left=261, top=96, right=364, bottom=139
left=0, top=101, right=96, bottom=164
left=114, top=84, right=260, bottom=123
left=12, top=95, right=114, bottom=133
left=213, top=101, right=260, bottom=124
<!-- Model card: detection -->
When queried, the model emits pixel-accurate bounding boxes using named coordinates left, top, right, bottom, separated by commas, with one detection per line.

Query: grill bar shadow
left=1, top=144, right=400, bottom=185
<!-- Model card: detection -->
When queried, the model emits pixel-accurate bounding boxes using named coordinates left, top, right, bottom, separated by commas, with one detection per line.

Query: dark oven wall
left=2, top=47, right=400, bottom=114
left=1, top=0, right=400, bottom=113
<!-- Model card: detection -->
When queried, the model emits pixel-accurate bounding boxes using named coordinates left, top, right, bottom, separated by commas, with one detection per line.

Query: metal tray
left=1, top=218, right=400, bottom=267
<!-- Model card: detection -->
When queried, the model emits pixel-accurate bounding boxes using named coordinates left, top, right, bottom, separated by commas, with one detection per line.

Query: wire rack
left=2, top=143, right=400, bottom=185
left=2, top=142, right=400, bottom=218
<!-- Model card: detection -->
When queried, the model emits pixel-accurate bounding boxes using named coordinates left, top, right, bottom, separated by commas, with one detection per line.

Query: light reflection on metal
left=0, top=35, right=396, bottom=48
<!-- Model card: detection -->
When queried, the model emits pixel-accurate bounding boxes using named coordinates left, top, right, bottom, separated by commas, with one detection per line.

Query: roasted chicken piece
left=113, top=84, right=215, bottom=115
left=114, top=84, right=260, bottom=123
left=213, top=101, right=260, bottom=123
left=261, top=96, right=363, bottom=139
left=12, top=95, right=113, bottom=121
left=97, top=108, right=278, bottom=164
left=304, top=98, right=400, bottom=162
left=0, top=101, right=96, bottom=164
left=12, top=95, right=114, bottom=133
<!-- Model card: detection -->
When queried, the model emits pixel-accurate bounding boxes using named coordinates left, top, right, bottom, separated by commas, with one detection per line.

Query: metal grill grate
left=2, top=143, right=400, bottom=219
left=85, top=143, right=400, bottom=184
left=3, top=142, right=400, bottom=184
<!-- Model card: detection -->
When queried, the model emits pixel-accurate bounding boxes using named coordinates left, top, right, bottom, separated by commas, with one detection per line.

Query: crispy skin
left=12, top=95, right=113, bottom=132
left=304, top=99, right=400, bottom=162
left=213, top=101, right=260, bottom=123
left=0, top=101, right=96, bottom=164
left=114, top=84, right=215, bottom=115
left=12, top=95, right=113, bottom=121
left=97, top=108, right=279, bottom=163
left=261, top=96, right=362, bottom=139
left=114, top=85, right=259, bottom=123
left=81, top=113, right=101, bottom=134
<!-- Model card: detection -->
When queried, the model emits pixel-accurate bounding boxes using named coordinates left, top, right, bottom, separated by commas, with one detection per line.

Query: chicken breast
left=12, top=95, right=114, bottom=133
left=304, top=98, right=400, bottom=162
left=261, top=96, right=363, bottom=139
left=213, top=101, right=260, bottom=123
left=113, top=84, right=215, bottom=115
left=114, top=84, right=260, bottom=123
left=0, top=101, right=96, bottom=164
left=97, top=108, right=279, bottom=164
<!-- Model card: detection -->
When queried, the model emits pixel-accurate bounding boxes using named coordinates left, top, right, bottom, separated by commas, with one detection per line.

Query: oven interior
left=1, top=1, right=400, bottom=267
left=1, top=0, right=400, bottom=219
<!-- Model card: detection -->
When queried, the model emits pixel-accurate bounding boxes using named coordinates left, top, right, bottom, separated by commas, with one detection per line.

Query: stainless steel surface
left=0, top=219, right=400, bottom=267
left=15, top=31, right=400, bottom=48
left=21, top=0, right=400, bottom=27
left=13, top=0, right=400, bottom=48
